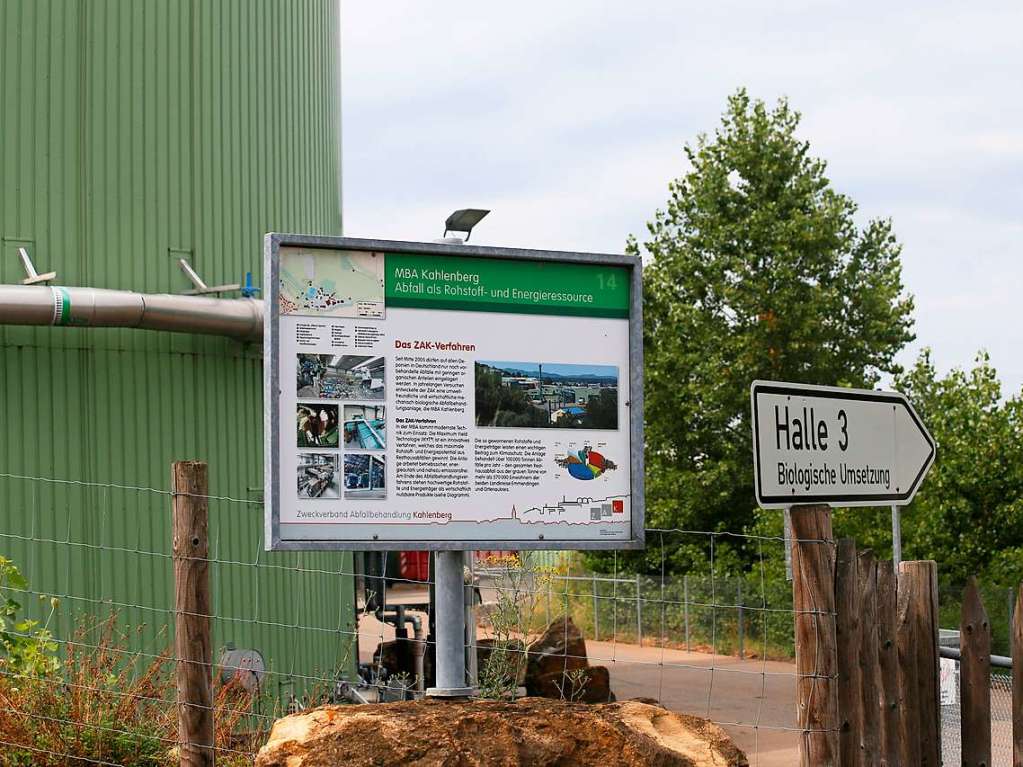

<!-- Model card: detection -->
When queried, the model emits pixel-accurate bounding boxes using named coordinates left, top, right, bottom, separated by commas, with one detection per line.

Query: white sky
left=340, top=1, right=1023, bottom=393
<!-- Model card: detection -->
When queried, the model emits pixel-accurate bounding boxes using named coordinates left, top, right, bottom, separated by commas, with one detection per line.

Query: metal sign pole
left=427, top=550, right=474, bottom=697
left=423, top=232, right=476, bottom=699
left=891, top=504, right=902, bottom=568
left=784, top=508, right=794, bottom=581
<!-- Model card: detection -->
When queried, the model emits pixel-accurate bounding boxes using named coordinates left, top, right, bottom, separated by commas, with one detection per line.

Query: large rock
left=524, top=617, right=588, bottom=694
left=477, top=637, right=527, bottom=687
left=374, top=638, right=433, bottom=687
left=255, top=698, right=748, bottom=767
left=531, top=666, right=614, bottom=704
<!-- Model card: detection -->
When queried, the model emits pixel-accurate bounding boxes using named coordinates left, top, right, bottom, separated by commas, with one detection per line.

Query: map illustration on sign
left=279, top=248, right=385, bottom=318
left=555, top=446, right=617, bottom=480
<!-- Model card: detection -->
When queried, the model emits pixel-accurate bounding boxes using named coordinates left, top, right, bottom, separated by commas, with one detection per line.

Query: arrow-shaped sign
left=751, top=380, right=936, bottom=508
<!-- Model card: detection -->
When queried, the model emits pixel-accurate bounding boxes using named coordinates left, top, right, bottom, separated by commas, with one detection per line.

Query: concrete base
left=425, top=686, right=477, bottom=698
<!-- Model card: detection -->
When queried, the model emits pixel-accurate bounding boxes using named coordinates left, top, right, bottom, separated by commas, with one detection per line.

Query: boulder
left=255, top=698, right=748, bottom=767
left=373, top=639, right=409, bottom=676
left=524, top=617, right=588, bottom=693
left=373, top=638, right=433, bottom=686
left=531, top=665, right=614, bottom=704
left=477, top=637, right=527, bottom=687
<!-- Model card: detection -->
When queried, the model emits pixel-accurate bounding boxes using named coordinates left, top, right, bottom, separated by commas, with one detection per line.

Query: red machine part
left=399, top=551, right=430, bottom=582
left=398, top=550, right=520, bottom=581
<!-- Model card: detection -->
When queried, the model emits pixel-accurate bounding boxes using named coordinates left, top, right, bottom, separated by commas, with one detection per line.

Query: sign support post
left=783, top=508, right=794, bottom=581
left=789, top=503, right=839, bottom=766
left=891, top=504, right=902, bottom=567
left=425, top=235, right=475, bottom=699
left=427, top=550, right=474, bottom=697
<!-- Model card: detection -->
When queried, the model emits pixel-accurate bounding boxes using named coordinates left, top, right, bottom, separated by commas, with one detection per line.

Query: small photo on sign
left=296, top=354, right=385, bottom=400
left=296, top=453, right=340, bottom=499
left=343, top=404, right=386, bottom=450
left=344, top=453, right=386, bottom=500
left=475, top=361, right=618, bottom=429
left=297, top=403, right=339, bottom=448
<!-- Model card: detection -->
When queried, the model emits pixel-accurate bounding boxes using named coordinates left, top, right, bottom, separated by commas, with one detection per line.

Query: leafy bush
left=0, top=556, right=60, bottom=679
left=1, top=558, right=267, bottom=765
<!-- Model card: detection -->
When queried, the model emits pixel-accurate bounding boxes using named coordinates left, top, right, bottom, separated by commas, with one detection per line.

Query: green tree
left=582, top=389, right=618, bottom=429
left=834, top=351, right=1023, bottom=585
left=595, top=90, right=914, bottom=572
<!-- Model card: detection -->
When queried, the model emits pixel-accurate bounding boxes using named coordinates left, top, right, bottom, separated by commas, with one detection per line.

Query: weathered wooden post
left=835, top=538, right=862, bottom=766
left=875, top=560, right=900, bottom=766
left=790, top=504, right=839, bottom=767
left=173, top=460, right=214, bottom=767
left=960, top=577, right=991, bottom=766
left=896, top=560, right=940, bottom=767
left=857, top=551, right=880, bottom=766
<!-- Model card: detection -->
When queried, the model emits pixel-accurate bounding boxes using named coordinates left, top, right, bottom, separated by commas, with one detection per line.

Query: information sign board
left=265, top=235, right=643, bottom=550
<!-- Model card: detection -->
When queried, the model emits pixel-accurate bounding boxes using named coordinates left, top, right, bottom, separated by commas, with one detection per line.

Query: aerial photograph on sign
left=296, top=453, right=340, bottom=499
left=343, top=404, right=386, bottom=449
left=344, top=453, right=386, bottom=499
left=474, top=361, right=618, bottom=429
left=279, top=247, right=385, bottom=318
left=296, top=403, right=339, bottom=448
left=297, top=354, right=385, bottom=399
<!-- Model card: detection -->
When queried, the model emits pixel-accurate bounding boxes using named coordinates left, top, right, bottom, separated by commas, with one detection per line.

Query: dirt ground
left=358, top=604, right=798, bottom=767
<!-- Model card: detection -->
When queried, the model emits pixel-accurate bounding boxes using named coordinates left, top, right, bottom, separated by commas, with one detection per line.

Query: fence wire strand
left=0, top=470, right=845, bottom=766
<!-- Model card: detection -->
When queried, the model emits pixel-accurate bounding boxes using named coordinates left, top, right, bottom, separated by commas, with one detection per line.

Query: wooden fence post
left=173, top=461, right=214, bottom=767
left=790, top=504, right=839, bottom=767
left=897, top=561, right=940, bottom=767
left=875, top=560, right=900, bottom=766
left=835, top=539, right=862, bottom=766
left=960, top=577, right=991, bottom=766
left=1013, top=583, right=1022, bottom=767
left=857, top=551, right=879, bottom=766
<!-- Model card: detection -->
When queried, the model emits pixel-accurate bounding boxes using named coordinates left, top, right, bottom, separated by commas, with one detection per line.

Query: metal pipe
left=939, top=645, right=1012, bottom=670
left=408, top=613, right=426, bottom=694
left=0, top=284, right=263, bottom=342
left=891, top=504, right=902, bottom=567
left=465, top=567, right=478, bottom=687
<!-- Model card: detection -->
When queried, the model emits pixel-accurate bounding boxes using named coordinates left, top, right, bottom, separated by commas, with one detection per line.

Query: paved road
left=358, top=610, right=798, bottom=766
left=585, top=639, right=798, bottom=766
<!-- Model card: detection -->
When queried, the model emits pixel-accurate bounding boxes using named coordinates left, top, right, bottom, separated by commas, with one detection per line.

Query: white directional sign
left=751, top=380, right=935, bottom=508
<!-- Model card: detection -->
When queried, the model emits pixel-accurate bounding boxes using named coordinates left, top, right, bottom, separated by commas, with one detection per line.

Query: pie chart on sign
left=563, top=448, right=610, bottom=480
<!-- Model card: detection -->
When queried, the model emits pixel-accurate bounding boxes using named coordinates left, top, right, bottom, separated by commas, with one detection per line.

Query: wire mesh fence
left=0, top=469, right=831, bottom=765
left=937, top=644, right=1016, bottom=765
left=939, top=663, right=1015, bottom=765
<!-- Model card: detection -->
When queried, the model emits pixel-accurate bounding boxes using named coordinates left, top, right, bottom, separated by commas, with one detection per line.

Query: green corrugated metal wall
left=0, top=0, right=353, bottom=698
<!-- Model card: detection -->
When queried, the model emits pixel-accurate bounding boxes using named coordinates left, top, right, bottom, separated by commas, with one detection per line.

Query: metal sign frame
left=751, top=380, right=936, bottom=508
left=264, top=233, right=645, bottom=551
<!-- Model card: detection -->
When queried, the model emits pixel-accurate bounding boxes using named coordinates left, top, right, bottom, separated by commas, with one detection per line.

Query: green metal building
left=0, top=0, right=354, bottom=699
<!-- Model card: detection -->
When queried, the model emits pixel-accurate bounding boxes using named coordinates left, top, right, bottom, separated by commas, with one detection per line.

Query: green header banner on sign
left=384, top=252, right=630, bottom=318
